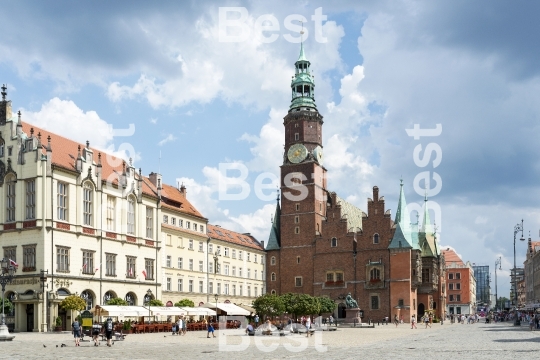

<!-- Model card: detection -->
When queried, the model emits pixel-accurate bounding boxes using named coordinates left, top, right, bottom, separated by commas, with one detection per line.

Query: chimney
left=180, top=183, right=187, bottom=198
left=76, top=145, right=83, bottom=173
left=373, top=186, right=379, bottom=202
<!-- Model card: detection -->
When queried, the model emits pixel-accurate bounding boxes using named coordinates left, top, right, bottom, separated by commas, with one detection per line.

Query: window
left=254, top=269, right=257, bottom=279
left=163, top=215, right=168, bottom=224
left=171, top=217, right=176, bottom=226
left=296, top=204, right=300, bottom=211
left=247, top=286, right=251, bottom=297
left=166, top=278, right=171, bottom=291
left=189, top=259, right=193, bottom=271
left=106, top=253, right=116, bottom=276
left=82, top=250, right=94, bottom=274
left=189, top=240, right=193, bottom=250
left=199, top=281, right=204, bottom=293
left=126, top=256, right=136, bottom=278
left=271, top=273, right=276, bottom=281
left=261, top=255, right=264, bottom=264
left=456, top=295, right=461, bottom=302
left=199, top=260, right=204, bottom=272
left=422, top=268, right=430, bottom=283
left=6, top=176, right=15, bottom=222
left=57, top=182, right=68, bottom=221
left=239, top=267, right=242, bottom=277
left=373, top=234, right=379, bottom=244
left=225, top=265, right=229, bottom=275
left=106, top=196, right=115, bottom=231
left=217, top=283, right=221, bottom=294
left=456, top=283, right=461, bottom=290
left=449, top=283, right=454, bottom=290
left=295, top=227, right=300, bottom=234
left=254, top=287, right=258, bottom=297
left=225, top=284, right=229, bottom=295
left=4, top=247, right=15, bottom=266
left=295, top=277, right=302, bottom=287
left=331, top=238, right=337, bottom=247
left=224, top=247, right=229, bottom=257
left=371, top=296, right=379, bottom=310
left=271, top=256, right=276, bottom=265
left=232, top=249, right=236, bottom=259
left=189, top=280, right=193, bottom=292
left=166, top=235, right=172, bottom=246
left=297, top=256, right=300, bottom=264
left=232, top=266, right=236, bottom=276
left=247, top=253, right=251, bottom=262
left=193, top=224, right=197, bottom=231
left=178, top=257, right=183, bottom=269
left=398, top=299, right=404, bottom=307
left=370, top=268, right=380, bottom=280
left=326, top=272, right=334, bottom=282
left=217, top=246, right=221, bottom=255
left=239, top=251, right=243, bottom=260
left=295, top=216, right=299, bottom=223
left=232, top=284, right=236, bottom=295
left=178, top=279, right=183, bottom=292
left=216, top=263, right=221, bottom=274
left=127, top=196, right=135, bottom=235
left=209, top=262, right=214, bottom=273
left=25, top=179, right=35, bottom=220
left=209, top=282, right=213, bottom=294
left=209, top=244, right=213, bottom=254
left=23, top=245, right=36, bottom=269
left=456, top=273, right=461, bottom=279
left=179, top=219, right=183, bottom=228
left=448, top=273, right=454, bottom=280
left=295, top=133, right=299, bottom=140
left=186, top=221, right=190, bottom=229
left=240, top=285, right=243, bottom=296
left=145, top=259, right=154, bottom=280
left=247, top=268, right=251, bottom=278
left=254, top=255, right=258, bottom=263
left=83, top=182, right=93, bottom=226
left=199, top=242, right=203, bottom=251
left=200, top=225, right=204, bottom=233
left=335, top=272, right=343, bottom=281
left=166, top=256, right=171, bottom=268
left=145, top=207, right=153, bottom=239
left=56, top=247, right=70, bottom=272
left=449, top=295, right=454, bottom=301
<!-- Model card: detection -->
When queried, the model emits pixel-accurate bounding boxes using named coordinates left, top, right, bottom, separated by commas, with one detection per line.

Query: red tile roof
left=442, top=248, right=464, bottom=266
left=21, top=121, right=204, bottom=219
left=207, top=224, right=264, bottom=251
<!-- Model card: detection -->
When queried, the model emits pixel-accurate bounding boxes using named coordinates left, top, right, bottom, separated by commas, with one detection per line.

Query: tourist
left=104, top=317, right=114, bottom=347
left=400, top=315, right=404, bottom=324
left=394, top=314, right=399, bottom=327
left=245, top=322, right=255, bottom=336
left=92, top=321, right=101, bottom=346
left=329, top=315, right=335, bottom=326
left=305, top=316, right=312, bottom=337
left=411, top=315, right=417, bottom=329
left=254, top=314, right=259, bottom=328
left=72, top=318, right=81, bottom=347
left=207, top=320, right=215, bottom=338
left=182, top=316, right=187, bottom=335
left=424, top=315, right=431, bottom=328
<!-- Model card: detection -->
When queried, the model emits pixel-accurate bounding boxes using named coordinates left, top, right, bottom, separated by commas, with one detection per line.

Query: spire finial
left=1, top=84, right=6, bottom=101
left=400, top=176, right=403, bottom=186
left=86, top=140, right=90, bottom=149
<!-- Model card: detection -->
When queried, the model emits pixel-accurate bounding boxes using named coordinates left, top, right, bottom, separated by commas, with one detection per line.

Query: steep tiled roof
left=266, top=201, right=281, bottom=250
left=335, top=195, right=364, bottom=231
left=207, top=224, right=264, bottom=251
left=20, top=121, right=204, bottom=219
left=442, top=248, right=465, bottom=266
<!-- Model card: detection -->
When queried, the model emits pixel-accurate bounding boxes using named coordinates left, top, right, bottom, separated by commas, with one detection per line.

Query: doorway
left=58, top=307, right=67, bottom=331
left=338, top=303, right=346, bottom=318
left=26, top=304, right=34, bottom=332
left=418, top=303, right=425, bottom=318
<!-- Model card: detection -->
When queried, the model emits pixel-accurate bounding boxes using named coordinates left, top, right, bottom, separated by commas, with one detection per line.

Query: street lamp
left=146, top=289, right=152, bottom=324
left=513, top=220, right=525, bottom=326
left=214, top=293, right=219, bottom=324
left=0, top=258, right=16, bottom=341
left=495, top=257, right=501, bottom=312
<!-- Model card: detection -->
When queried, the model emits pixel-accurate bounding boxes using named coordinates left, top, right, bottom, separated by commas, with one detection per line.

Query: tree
left=148, top=299, right=164, bottom=306
left=252, top=293, right=285, bottom=319
left=106, top=297, right=128, bottom=306
left=280, top=293, right=318, bottom=319
left=317, top=296, right=337, bottom=314
left=0, top=298, right=13, bottom=315
left=174, top=299, right=195, bottom=307
left=60, top=295, right=86, bottom=312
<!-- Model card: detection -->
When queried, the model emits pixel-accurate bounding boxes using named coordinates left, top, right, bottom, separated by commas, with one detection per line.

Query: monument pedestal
left=0, top=324, right=15, bottom=341
left=344, top=308, right=362, bottom=326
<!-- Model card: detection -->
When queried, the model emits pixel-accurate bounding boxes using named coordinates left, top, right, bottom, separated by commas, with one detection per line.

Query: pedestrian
left=305, top=316, right=311, bottom=337
left=104, top=317, right=114, bottom=347
left=255, top=314, right=259, bottom=328
left=207, top=320, right=216, bottom=338
left=394, top=314, right=399, bottom=327
left=424, top=315, right=431, bottom=328
left=400, top=315, right=404, bottom=324
left=411, top=315, right=417, bottom=329
left=92, top=321, right=101, bottom=346
left=72, top=318, right=81, bottom=347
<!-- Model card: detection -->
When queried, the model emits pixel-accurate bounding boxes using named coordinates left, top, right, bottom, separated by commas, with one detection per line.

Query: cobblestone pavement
left=1, top=321, right=539, bottom=359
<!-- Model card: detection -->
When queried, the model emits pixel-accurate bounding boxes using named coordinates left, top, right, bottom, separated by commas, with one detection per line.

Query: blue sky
left=2, top=0, right=540, bottom=299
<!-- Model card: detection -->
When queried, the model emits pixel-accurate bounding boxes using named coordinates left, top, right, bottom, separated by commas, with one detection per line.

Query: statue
left=345, top=293, right=358, bottom=308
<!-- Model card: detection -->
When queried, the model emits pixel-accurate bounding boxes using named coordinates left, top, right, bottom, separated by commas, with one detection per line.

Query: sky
left=2, top=0, right=540, bottom=300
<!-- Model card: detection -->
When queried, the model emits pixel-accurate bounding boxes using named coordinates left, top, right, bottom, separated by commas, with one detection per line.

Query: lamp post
left=146, top=289, right=152, bottom=324
left=214, top=293, right=219, bottom=324
left=39, top=269, right=48, bottom=332
left=513, top=220, right=525, bottom=326
left=213, top=251, right=219, bottom=321
left=0, top=258, right=16, bottom=341
left=495, top=257, right=501, bottom=312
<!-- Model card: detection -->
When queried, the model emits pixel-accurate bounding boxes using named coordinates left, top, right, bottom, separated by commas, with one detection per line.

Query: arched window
left=125, top=292, right=137, bottom=306
left=370, top=268, right=380, bottom=280
left=127, top=196, right=136, bottom=235
left=331, top=237, right=337, bottom=247
left=143, top=292, right=154, bottom=305
left=83, top=182, right=93, bottom=226
left=271, top=290, right=276, bottom=295
left=271, top=273, right=276, bottom=281
left=373, top=234, right=379, bottom=244
left=5, top=175, right=16, bottom=222
left=270, top=256, right=276, bottom=265
left=80, top=290, right=94, bottom=311
left=103, top=291, right=116, bottom=304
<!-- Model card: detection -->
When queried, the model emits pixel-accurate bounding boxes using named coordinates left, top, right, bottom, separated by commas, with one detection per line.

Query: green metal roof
left=266, top=201, right=281, bottom=250
left=389, top=180, right=413, bottom=249
left=297, top=41, right=308, bottom=62
left=335, top=195, right=363, bottom=231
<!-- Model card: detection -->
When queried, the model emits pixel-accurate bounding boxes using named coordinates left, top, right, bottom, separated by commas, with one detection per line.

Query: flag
left=9, top=259, right=18, bottom=268
left=95, top=268, right=99, bottom=272
left=82, top=262, right=87, bottom=270
left=142, top=270, right=147, bottom=279
left=129, top=267, right=133, bottom=277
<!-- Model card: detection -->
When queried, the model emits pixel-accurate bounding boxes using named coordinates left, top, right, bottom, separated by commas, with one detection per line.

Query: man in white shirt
left=305, top=317, right=311, bottom=337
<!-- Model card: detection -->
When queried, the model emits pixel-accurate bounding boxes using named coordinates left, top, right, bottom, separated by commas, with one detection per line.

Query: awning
left=179, top=307, right=216, bottom=316
left=91, top=305, right=148, bottom=317
left=201, top=302, right=250, bottom=316
left=235, top=303, right=256, bottom=315
left=144, top=306, right=187, bottom=316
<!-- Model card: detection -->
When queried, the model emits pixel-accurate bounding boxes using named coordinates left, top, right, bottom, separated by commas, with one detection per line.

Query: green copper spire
left=290, top=42, right=316, bottom=110
left=419, top=191, right=436, bottom=257
left=421, top=190, right=433, bottom=235
left=389, top=179, right=413, bottom=249
left=266, top=197, right=281, bottom=250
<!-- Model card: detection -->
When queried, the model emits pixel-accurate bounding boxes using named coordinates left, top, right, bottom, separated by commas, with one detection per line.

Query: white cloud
left=150, top=118, right=157, bottom=124
left=158, top=133, right=176, bottom=146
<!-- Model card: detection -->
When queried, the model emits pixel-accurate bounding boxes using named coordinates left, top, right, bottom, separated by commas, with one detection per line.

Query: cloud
left=158, top=133, right=176, bottom=146
left=150, top=118, right=157, bottom=124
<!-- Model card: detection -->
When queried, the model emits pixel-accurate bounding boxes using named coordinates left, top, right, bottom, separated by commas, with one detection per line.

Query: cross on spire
left=1, top=84, right=6, bottom=101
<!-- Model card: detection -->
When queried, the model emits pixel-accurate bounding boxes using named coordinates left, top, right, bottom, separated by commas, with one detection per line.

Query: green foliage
left=148, top=299, right=164, bottom=306
left=0, top=298, right=13, bottom=315
left=106, top=297, right=129, bottom=306
left=252, top=293, right=285, bottom=318
left=174, top=299, right=195, bottom=307
left=122, top=320, right=132, bottom=330
left=55, top=316, right=62, bottom=326
left=60, top=295, right=86, bottom=312
left=280, top=293, right=297, bottom=315
left=317, top=296, right=337, bottom=314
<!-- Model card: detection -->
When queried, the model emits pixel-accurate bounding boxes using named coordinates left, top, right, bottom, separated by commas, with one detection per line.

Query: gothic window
left=271, top=273, right=276, bottom=281
left=373, top=234, right=379, bottom=244
left=371, top=295, right=379, bottom=310
left=271, top=256, right=276, bottom=265
left=145, top=207, right=153, bottom=239
left=83, top=182, right=93, bottom=226
left=422, top=268, right=430, bottom=283
left=5, top=175, right=15, bottom=222
left=331, top=237, right=337, bottom=247
left=127, top=196, right=135, bottom=235
left=370, top=268, right=380, bottom=280
left=25, top=179, right=35, bottom=220
left=106, top=196, right=115, bottom=231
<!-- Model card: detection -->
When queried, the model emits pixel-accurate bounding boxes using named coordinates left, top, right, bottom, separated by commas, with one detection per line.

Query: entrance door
left=338, top=303, right=346, bottom=318
left=418, top=303, right=425, bottom=318
left=58, top=308, right=67, bottom=331
left=26, top=304, right=34, bottom=332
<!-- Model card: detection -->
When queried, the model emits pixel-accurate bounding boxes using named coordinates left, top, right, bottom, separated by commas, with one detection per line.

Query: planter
left=54, top=326, right=62, bottom=332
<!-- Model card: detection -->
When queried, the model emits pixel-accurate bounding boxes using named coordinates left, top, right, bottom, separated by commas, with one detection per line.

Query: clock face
left=287, top=144, right=308, bottom=164
left=313, top=146, right=323, bottom=166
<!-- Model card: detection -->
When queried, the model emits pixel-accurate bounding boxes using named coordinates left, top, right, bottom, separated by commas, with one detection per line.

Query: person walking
left=394, top=314, right=399, bottom=327
left=305, top=316, right=312, bottom=337
left=411, top=315, right=417, bottom=329
left=92, top=321, right=101, bottom=346
left=424, top=315, right=431, bottom=328
left=254, top=314, right=260, bottom=328
left=104, top=317, right=114, bottom=347
left=207, top=319, right=216, bottom=338
left=72, top=319, right=81, bottom=347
